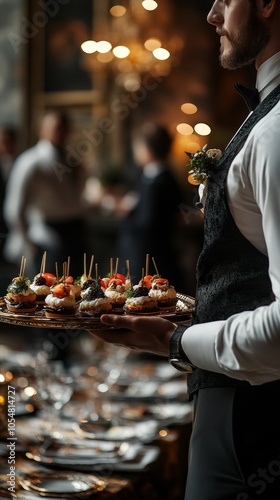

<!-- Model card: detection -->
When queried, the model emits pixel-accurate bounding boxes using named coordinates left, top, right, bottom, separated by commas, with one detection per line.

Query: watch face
left=169, top=357, right=195, bottom=373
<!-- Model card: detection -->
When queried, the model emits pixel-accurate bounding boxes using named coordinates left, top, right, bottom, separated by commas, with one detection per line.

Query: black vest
left=188, top=84, right=280, bottom=398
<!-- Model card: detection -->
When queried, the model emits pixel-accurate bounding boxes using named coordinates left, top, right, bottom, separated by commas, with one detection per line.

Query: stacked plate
left=18, top=471, right=106, bottom=498
left=25, top=438, right=160, bottom=473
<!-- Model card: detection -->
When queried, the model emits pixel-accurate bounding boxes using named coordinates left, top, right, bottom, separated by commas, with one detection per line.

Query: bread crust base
left=6, top=302, right=37, bottom=314
left=45, top=309, right=76, bottom=319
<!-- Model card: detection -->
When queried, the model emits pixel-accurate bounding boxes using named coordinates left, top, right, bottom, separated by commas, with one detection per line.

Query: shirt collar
left=256, top=51, right=280, bottom=101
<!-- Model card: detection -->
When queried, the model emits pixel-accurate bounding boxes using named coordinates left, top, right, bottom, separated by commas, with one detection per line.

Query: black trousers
left=185, top=384, right=280, bottom=499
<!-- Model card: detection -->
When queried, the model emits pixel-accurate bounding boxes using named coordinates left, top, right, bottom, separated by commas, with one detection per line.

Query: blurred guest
left=117, top=122, right=187, bottom=290
left=3, top=111, right=88, bottom=277
left=0, top=126, right=18, bottom=259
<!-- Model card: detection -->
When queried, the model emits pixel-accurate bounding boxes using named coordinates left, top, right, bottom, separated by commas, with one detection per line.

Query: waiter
left=90, top=1, right=280, bottom=498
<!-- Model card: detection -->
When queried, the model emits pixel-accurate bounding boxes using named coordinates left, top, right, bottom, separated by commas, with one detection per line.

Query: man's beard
left=220, top=8, right=270, bottom=69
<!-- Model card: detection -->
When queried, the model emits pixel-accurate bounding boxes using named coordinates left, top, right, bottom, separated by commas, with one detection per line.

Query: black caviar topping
left=132, top=286, right=149, bottom=298
left=85, top=285, right=105, bottom=300
left=34, top=275, right=47, bottom=286
left=82, top=279, right=94, bottom=290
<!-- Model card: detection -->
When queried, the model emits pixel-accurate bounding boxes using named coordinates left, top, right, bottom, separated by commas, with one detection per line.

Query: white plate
left=73, top=418, right=159, bottom=442
left=19, top=471, right=106, bottom=498
left=26, top=443, right=159, bottom=473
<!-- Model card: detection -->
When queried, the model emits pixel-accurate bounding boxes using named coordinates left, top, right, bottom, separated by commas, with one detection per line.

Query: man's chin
left=219, top=53, right=234, bottom=70
left=219, top=49, right=241, bottom=70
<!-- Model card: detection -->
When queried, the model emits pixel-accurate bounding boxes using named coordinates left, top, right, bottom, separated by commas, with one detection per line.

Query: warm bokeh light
left=96, top=41, right=112, bottom=53
left=185, top=141, right=202, bottom=153
left=144, top=38, right=162, bottom=51
left=87, top=366, right=98, bottom=377
left=123, top=74, right=141, bottom=91
left=194, top=123, right=211, bottom=136
left=97, top=52, right=114, bottom=63
left=188, top=174, right=200, bottom=185
left=113, top=45, right=130, bottom=58
left=176, top=123, right=194, bottom=136
left=81, top=40, right=97, bottom=54
left=5, top=371, right=13, bottom=381
left=17, top=376, right=29, bottom=388
left=24, top=386, right=37, bottom=397
left=0, top=374, right=5, bottom=383
left=25, top=404, right=35, bottom=413
left=153, top=48, right=170, bottom=60
left=181, top=102, right=198, bottom=115
left=110, top=5, right=127, bottom=17
left=80, top=0, right=183, bottom=90
left=117, top=60, right=134, bottom=72
left=142, top=0, right=158, bottom=11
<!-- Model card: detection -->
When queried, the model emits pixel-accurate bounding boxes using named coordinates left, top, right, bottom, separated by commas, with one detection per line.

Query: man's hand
left=88, top=314, right=178, bottom=357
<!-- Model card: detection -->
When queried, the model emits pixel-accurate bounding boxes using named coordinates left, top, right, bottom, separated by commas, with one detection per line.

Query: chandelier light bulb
left=144, top=38, right=162, bottom=51
left=142, top=0, right=158, bottom=11
left=96, top=41, right=112, bottom=53
left=194, top=123, right=212, bottom=136
left=181, top=103, right=198, bottom=115
left=81, top=40, right=97, bottom=54
left=176, top=123, right=194, bottom=136
left=110, top=5, right=127, bottom=17
left=113, top=45, right=130, bottom=58
left=153, top=48, right=170, bottom=60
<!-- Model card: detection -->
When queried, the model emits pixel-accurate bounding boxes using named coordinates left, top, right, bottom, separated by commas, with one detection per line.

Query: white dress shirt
left=182, top=52, right=280, bottom=384
left=3, top=139, right=86, bottom=264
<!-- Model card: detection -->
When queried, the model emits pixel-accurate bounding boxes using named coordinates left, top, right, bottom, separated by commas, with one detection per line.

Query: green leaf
left=7, top=277, right=29, bottom=294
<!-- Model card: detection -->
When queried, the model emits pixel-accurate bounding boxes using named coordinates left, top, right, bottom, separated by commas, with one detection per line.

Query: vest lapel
left=218, top=83, right=280, bottom=171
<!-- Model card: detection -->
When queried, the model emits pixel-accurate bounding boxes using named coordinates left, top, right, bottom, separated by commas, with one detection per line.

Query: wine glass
left=34, top=354, right=73, bottom=439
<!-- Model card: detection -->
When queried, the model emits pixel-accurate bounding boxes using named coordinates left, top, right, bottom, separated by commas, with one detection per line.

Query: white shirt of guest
left=3, top=139, right=86, bottom=264
left=181, top=51, right=280, bottom=384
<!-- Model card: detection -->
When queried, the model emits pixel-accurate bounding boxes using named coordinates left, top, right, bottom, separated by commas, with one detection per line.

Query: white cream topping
left=17, top=288, right=34, bottom=297
left=30, top=284, right=50, bottom=295
left=105, top=289, right=127, bottom=301
left=125, top=296, right=155, bottom=305
left=45, top=294, right=76, bottom=309
left=149, top=287, right=177, bottom=300
left=79, top=297, right=112, bottom=310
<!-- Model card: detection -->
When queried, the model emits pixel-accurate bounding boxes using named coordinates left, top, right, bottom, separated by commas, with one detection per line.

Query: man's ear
left=259, top=0, right=277, bottom=17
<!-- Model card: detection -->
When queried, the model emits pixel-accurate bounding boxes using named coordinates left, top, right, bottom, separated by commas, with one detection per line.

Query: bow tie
left=234, top=83, right=260, bottom=111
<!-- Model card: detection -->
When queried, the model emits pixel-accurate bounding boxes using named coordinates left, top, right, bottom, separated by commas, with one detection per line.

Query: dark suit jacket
left=118, top=165, right=186, bottom=289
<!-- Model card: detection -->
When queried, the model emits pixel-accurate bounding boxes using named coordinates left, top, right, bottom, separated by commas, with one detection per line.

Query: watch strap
left=169, top=324, right=196, bottom=371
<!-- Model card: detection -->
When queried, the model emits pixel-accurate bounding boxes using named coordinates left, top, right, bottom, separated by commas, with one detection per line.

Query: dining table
left=0, top=332, right=193, bottom=500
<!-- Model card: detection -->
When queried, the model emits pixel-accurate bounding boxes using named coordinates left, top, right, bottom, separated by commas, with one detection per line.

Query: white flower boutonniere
left=185, top=144, right=222, bottom=186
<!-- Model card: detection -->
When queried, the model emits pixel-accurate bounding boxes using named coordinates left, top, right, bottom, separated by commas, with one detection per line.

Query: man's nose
left=207, top=0, right=224, bottom=26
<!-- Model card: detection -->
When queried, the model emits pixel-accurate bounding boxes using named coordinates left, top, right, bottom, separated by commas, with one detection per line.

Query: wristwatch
left=168, top=325, right=196, bottom=373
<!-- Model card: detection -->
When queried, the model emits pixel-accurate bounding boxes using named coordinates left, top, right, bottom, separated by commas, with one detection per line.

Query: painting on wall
left=44, top=0, right=93, bottom=92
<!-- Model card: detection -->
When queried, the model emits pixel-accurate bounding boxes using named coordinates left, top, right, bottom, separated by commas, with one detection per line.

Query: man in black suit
left=118, top=122, right=186, bottom=290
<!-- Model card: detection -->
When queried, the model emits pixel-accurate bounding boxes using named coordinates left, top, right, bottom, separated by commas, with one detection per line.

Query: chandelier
left=80, top=0, right=184, bottom=91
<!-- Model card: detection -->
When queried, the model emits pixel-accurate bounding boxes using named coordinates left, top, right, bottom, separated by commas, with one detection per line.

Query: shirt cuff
left=180, top=321, right=226, bottom=373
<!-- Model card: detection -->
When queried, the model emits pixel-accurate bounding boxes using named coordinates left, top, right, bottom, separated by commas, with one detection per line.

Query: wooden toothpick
left=88, top=255, right=94, bottom=279
left=152, top=257, right=160, bottom=277
left=145, top=254, right=150, bottom=276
